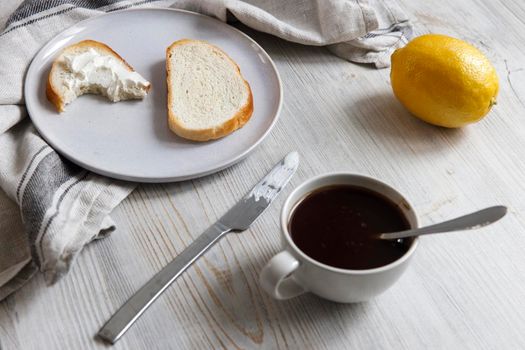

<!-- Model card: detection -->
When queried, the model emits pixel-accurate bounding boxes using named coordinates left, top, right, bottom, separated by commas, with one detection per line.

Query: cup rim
left=281, top=172, right=419, bottom=275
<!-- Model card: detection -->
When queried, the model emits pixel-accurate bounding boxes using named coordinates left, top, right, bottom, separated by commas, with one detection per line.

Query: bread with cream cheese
left=46, top=40, right=151, bottom=112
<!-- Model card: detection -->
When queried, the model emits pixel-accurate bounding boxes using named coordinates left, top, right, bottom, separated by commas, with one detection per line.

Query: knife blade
left=98, top=151, right=299, bottom=344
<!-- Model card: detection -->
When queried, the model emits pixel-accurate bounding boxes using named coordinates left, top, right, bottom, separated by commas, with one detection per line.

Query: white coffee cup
left=259, top=173, right=419, bottom=303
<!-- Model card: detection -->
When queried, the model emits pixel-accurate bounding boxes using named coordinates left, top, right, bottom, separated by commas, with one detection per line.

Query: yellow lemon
left=390, top=34, right=499, bottom=128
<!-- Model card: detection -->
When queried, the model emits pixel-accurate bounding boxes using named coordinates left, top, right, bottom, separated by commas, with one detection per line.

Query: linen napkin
left=0, top=0, right=413, bottom=301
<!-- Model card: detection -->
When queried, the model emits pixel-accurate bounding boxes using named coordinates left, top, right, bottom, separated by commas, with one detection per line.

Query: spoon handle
left=380, top=206, right=507, bottom=240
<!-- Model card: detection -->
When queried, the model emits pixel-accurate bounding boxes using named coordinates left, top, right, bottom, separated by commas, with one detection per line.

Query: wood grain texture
left=3, top=0, right=525, bottom=348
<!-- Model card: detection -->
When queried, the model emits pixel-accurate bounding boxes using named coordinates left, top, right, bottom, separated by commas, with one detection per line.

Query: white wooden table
left=2, top=0, right=525, bottom=349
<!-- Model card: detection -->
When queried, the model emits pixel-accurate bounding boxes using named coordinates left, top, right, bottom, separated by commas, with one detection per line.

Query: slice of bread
left=47, top=40, right=151, bottom=112
left=166, top=39, right=253, bottom=141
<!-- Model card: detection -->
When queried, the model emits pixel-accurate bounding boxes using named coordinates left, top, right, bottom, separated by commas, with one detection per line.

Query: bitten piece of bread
left=46, top=40, right=151, bottom=112
left=166, top=39, right=253, bottom=141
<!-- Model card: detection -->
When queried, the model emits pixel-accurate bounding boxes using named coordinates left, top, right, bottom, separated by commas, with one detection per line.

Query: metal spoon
left=380, top=205, right=507, bottom=240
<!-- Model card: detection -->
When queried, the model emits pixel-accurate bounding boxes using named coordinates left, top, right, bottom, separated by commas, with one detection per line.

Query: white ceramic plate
left=25, top=8, right=282, bottom=182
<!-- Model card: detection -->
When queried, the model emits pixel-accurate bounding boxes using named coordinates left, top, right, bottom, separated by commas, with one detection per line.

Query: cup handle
left=259, top=251, right=307, bottom=300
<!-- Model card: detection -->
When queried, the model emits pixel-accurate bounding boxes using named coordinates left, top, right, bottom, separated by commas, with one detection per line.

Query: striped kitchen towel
left=0, top=0, right=412, bottom=300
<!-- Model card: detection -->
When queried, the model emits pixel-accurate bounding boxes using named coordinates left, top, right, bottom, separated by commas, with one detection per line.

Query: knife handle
left=97, top=222, right=231, bottom=344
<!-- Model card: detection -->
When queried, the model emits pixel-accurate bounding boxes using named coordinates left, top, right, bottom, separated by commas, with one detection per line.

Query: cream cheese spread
left=61, top=48, right=150, bottom=102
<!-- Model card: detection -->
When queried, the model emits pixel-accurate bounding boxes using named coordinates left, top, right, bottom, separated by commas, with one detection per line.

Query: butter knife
left=98, top=152, right=299, bottom=344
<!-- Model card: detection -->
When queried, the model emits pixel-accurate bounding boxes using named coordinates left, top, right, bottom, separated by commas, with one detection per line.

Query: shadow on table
left=176, top=249, right=370, bottom=348
left=259, top=286, right=369, bottom=341
left=349, top=91, right=468, bottom=154
left=88, top=247, right=368, bottom=348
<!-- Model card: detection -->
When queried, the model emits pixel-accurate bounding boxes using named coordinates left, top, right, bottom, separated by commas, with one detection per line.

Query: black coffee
left=289, top=185, right=412, bottom=270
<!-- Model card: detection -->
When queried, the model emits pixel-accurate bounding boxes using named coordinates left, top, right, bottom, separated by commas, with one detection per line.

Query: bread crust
left=46, top=74, right=64, bottom=112
left=46, top=40, right=151, bottom=112
left=166, top=39, right=254, bottom=141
